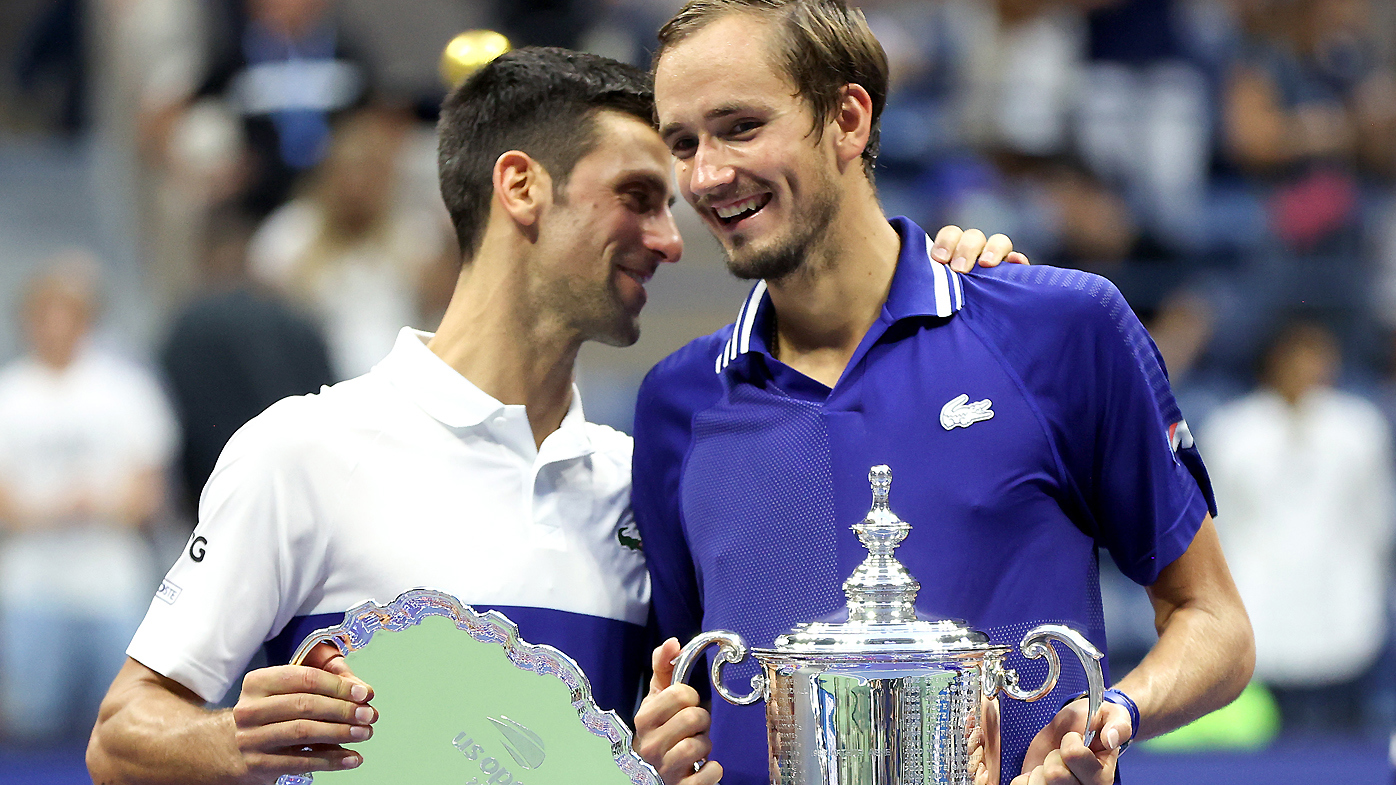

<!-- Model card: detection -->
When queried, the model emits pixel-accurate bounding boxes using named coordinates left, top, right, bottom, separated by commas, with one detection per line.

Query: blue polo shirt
left=631, top=217, right=1214, bottom=783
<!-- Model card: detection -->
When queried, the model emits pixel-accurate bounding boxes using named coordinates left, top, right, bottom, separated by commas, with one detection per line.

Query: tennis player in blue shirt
left=630, top=3, right=1254, bottom=785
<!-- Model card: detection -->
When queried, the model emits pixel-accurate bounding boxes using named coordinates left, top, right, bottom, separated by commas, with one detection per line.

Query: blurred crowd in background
left=1, top=0, right=1395, bottom=764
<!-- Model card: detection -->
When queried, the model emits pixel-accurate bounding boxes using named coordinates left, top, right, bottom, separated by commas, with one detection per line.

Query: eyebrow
left=659, top=102, right=762, bottom=142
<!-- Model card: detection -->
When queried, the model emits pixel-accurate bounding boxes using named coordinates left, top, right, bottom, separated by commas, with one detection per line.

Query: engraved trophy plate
left=673, top=466, right=1105, bottom=785
left=274, top=589, right=660, bottom=785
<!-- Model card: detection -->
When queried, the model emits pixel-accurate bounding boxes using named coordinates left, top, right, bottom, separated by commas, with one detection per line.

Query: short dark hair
left=656, top=0, right=888, bottom=178
left=437, top=47, right=655, bottom=258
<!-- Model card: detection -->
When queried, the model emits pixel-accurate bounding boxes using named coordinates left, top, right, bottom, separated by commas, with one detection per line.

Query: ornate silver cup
left=672, top=466, right=1104, bottom=785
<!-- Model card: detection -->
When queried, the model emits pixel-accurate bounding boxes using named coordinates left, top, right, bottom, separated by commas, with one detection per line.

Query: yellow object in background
left=440, top=30, right=512, bottom=87
left=1141, top=682, right=1281, bottom=752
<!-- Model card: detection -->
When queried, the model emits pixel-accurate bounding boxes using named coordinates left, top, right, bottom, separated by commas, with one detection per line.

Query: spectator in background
left=1076, top=0, right=1211, bottom=252
left=1204, top=319, right=1395, bottom=735
left=196, top=0, right=372, bottom=217
left=1223, top=0, right=1393, bottom=253
left=160, top=207, right=334, bottom=518
left=0, top=255, right=177, bottom=742
left=248, top=109, right=447, bottom=378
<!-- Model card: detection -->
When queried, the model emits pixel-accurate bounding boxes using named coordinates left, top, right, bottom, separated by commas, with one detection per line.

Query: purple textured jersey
left=632, top=217, right=1214, bottom=783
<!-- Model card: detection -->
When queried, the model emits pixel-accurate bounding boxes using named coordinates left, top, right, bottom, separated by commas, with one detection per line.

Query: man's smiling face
left=535, top=110, right=682, bottom=347
left=655, top=12, right=841, bottom=282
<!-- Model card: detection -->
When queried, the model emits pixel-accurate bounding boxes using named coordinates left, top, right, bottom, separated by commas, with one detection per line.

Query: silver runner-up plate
left=274, top=589, right=661, bottom=785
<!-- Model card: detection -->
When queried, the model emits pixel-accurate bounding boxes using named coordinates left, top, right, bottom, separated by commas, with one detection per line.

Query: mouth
left=617, top=265, right=654, bottom=287
left=712, top=193, right=772, bottom=228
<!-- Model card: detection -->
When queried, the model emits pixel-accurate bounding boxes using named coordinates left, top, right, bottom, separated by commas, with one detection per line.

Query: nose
left=687, top=139, right=735, bottom=198
left=648, top=207, right=684, bottom=265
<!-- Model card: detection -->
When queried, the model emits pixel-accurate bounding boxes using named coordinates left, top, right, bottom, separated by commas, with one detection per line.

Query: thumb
left=1087, top=702, right=1133, bottom=753
left=649, top=638, right=682, bottom=695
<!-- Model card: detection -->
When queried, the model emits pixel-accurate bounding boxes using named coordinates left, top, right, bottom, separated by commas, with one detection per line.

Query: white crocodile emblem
left=940, top=394, right=994, bottom=430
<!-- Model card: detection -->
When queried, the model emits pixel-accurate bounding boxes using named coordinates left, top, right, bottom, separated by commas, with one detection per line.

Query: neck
left=766, top=190, right=900, bottom=388
left=428, top=238, right=582, bottom=448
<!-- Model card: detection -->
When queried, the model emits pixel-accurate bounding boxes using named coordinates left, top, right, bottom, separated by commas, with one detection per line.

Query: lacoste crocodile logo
left=940, top=394, right=994, bottom=430
left=616, top=511, right=642, bottom=552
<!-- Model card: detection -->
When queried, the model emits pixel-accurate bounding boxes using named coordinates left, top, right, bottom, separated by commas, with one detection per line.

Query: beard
left=543, top=273, right=640, bottom=349
left=722, top=171, right=839, bottom=283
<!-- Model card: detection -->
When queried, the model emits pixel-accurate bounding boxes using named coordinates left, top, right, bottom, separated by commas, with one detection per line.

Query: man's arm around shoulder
left=88, top=647, right=376, bottom=785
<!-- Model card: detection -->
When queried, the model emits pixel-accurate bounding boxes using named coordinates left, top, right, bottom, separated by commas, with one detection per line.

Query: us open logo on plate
left=453, top=715, right=545, bottom=784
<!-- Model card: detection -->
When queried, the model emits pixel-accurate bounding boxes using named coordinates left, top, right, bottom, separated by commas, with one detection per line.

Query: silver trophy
left=672, top=465, right=1105, bottom=785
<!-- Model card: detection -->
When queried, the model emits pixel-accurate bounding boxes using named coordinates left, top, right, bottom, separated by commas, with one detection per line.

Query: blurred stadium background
left=1, top=0, right=1394, bottom=782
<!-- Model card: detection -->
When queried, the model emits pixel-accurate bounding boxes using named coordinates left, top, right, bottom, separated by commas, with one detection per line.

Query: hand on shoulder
left=929, top=225, right=1031, bottom=272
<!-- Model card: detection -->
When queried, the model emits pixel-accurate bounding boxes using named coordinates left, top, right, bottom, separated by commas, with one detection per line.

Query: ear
left=492, top=150, right=553, bottom=228
left=830, top=84, right=874, bottom=171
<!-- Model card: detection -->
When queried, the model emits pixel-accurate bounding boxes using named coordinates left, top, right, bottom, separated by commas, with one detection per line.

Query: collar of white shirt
left=370, top=327, right=595, bottom=462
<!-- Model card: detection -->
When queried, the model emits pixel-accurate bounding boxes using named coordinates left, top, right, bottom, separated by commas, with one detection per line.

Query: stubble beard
left=536, top=271, right=640, bottom=350
left=575, top=276, right=641, bottom=348
left=722, top=175, right=839, bottom=284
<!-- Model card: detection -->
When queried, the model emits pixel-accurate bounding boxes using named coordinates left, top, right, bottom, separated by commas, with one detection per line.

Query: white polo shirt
left=128, top=329, right=650, bottom=711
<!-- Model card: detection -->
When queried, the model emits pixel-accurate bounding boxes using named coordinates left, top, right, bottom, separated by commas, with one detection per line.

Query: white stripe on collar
left=926, top=233, right=963, bottom=318
left=717, top=280, right=768, bottom=373
left=714, top=238, right=964, bottom=374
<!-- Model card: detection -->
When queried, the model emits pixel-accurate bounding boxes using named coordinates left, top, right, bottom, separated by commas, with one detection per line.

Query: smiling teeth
left=716, top=195, right=766, bottom=219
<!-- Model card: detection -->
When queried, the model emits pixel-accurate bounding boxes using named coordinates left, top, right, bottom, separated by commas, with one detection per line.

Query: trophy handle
left=996, top=624, right=1105, bottom=747
left=670, top=630, right=766, bottom=706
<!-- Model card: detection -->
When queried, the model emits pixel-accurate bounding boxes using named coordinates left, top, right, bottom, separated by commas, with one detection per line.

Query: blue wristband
left=1102, top=688, right=1140, bottom=751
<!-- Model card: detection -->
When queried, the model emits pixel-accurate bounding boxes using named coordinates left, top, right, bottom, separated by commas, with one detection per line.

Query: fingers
left=650, top=638, right=683, bottom=695
left=1090, top=711, right=1133, bottom=754
left=1058, top=731, right=1114, bottom=784
left=234, top=664, right=377, bottom=755
left=635, top=689, right=709, bottom=753
left=930, top=225, right=963, bottom=266
left=1024, top=748, right=1075, bottom=785
left=1069, top=699, right=1130, bottom=754
left=242, top=664, right=367, bottom=703
left=683, top=758, right=723, bottom=785
left=236, top=714, right=373, bottom=754
left=949, top=228, right=987, bottom=272
left=968, top=232, right=1012, bottom=269
left=634, top=685, right=713, bottom=785
left=930, top=226, right=1028, bottom=271
left=233, top=691, right=378, bottom=731
left=1018, top=732, right=1116, bottom=785
left=243, top=744, right=365, bottom=776
left=303, top=641, right=375, bottom=702
left=654, top=729, right=714, bottom=784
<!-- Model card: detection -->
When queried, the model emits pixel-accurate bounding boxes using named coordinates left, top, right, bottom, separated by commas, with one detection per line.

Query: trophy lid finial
left=869, top=465, right=891, bottom=508
left=844, top=464, right=920, bottom=623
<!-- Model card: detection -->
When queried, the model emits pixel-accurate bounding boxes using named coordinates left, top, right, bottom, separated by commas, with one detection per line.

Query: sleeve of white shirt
left=126, top=398, right=332, bottom=702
